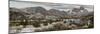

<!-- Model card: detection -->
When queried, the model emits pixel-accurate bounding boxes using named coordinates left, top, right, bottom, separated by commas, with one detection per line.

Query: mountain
left=87, top=11, right=94, bottom=16
left=9, top=8, right=27, bottom=20
left=47, top=9, right=67, bottom=16
left=22, top=7, right=47, bottom=15
left=9, top=6, right=93, bottom=20
left=67, top=6, right=89, bottom=16
left=22, top=7, right=68, bottom=18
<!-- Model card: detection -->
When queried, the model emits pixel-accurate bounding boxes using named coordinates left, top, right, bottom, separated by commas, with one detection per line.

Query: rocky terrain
left=9, top=6, right=94, bottom=34
left=9, top=6, right=93, bottom=19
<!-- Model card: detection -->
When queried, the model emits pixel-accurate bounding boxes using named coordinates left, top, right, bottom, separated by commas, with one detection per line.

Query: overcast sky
left=10, top=0, right=94, bottom=11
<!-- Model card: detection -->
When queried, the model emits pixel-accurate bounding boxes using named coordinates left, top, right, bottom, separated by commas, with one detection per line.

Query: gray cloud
left=10, top=0, right=94, bottom=11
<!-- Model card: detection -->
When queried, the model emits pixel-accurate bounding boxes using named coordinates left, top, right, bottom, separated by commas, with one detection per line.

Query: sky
left=10, top=0, right=94, bottom=11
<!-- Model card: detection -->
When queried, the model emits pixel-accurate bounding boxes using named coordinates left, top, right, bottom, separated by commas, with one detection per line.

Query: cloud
left=10, top=0, right=93, bottom=11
